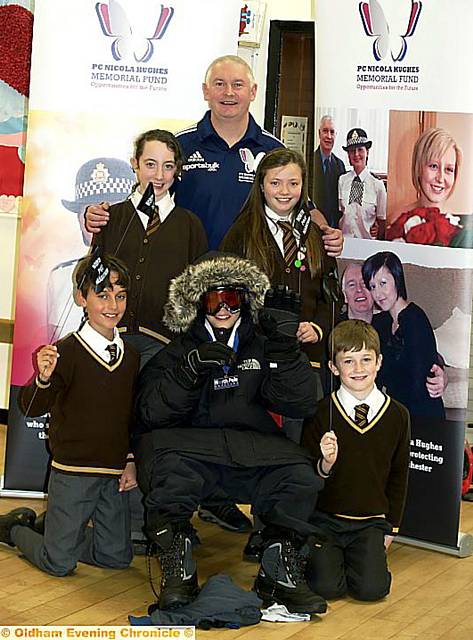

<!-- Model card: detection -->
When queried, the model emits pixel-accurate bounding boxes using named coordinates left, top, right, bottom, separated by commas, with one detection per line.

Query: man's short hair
left=340, top=262, right=361, bottom=293
left=75, top=253, right=130, bottom=298
left=329, top=319, right=380, bottom=360
left=204, top=55, right=255, bottom=85
left=319, top=115, right=334, bottom=130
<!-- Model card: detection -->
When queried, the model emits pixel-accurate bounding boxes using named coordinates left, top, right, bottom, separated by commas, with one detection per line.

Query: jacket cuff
left=309, top=322, right=324, bottom=342
left=317, top=458, right=331, bottom=479
left=35, top=375, right=51, bottom=389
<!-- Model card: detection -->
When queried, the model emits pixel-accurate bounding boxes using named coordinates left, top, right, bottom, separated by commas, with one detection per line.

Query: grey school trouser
left=11, top=469, right=132, bottom=577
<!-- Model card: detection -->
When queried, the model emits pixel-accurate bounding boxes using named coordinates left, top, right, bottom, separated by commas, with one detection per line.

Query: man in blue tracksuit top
left=175, top=108, right=282, bottom=249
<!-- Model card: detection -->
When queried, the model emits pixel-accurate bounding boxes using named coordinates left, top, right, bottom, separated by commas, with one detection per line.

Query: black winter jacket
left=133, top=316, right=317, bottom=467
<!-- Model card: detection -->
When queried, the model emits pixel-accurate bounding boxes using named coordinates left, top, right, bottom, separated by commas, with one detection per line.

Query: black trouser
left=137, top=449, right=322, bottom=538
left=306, top=511, right=392, bottom=601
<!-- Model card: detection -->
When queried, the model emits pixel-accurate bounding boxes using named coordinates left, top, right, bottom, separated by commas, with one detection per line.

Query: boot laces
left=281, top=539, right=306, bottom=585
left=159, top=533, right=189, bottom=585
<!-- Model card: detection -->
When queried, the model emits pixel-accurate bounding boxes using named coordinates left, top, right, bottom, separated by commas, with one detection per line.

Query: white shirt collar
left=131, top=189, right=175, bottom=228
left=337, top=383, right=385, bottom=421
left=264, top=205, right=296, bottom=255
left=351, top=167, right=370, bottom=183
left=264, top=204, right=292, bottom=225
left=78, top=322, right=123, bottom=363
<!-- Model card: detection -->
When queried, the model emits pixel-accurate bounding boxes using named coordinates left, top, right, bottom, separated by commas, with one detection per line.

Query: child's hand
left=384, top=534, right=394, bottom=550
left=296, top=322, right=319, bottom=344
left=37, top=345, right=59, bottom=382
left=320, top=430, right=338, bottom=473
left=119, top=461, right=138, bottom=492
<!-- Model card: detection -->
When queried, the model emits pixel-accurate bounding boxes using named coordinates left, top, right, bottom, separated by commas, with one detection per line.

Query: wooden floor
left=1, top=423, right=473, bottom=638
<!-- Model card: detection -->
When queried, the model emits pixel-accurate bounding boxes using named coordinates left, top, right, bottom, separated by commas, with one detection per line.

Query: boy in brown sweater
left=0, top=254, right=139, bottom=576
left=302, top=319, right=410, bottom=601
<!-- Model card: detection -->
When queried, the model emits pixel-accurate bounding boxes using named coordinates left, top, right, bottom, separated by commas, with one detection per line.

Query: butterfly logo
left=95, top=1, right=174, bottom=62
left=359, top=0, right=422, bottom=62
left=239, top=149, right=265, bottom=173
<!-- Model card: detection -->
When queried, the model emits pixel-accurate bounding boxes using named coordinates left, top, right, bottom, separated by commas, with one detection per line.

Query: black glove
left=176, top=342, right=235, bottom=387
left=259, top=286, right=301, bottom=362
left=188, top=342, right=235, bottom=375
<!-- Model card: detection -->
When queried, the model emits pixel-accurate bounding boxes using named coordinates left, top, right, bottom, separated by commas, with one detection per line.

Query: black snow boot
left=147, top=519, right=199, bottom=612
left=254, top=533, right=327, bottom=615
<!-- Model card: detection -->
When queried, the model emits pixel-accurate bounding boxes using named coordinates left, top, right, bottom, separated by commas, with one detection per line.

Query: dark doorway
left=264, top=20, right=315, bottom=184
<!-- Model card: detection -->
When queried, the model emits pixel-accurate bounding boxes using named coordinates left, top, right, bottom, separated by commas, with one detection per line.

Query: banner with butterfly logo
left=315, top=0, right=473, bottom=555
left=2, top=0, right=241, bottom=495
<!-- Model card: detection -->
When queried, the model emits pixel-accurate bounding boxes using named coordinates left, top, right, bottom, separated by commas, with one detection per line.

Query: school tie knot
left=277, top=220, right=297, bottom=268
left=354, top=403, right=369, bottom=428
left=106, top=343, right=119, bottom=365
left=323, top=156, right=330, bottom=174
left=146, top=205, right=160, bottom=237
left=348, top=175, right=364, bottom=205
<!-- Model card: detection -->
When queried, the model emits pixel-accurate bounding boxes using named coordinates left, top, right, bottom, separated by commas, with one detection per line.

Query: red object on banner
left=0, top=4, right=33, bottom=96
left=0, top=145, right=25, bottom=196
left=386, top=207, right=460, bottom=247
left=463, top=441, right=473, bottom=497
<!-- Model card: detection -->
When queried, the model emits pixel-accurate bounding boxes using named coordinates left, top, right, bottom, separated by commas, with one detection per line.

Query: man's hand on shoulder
left=85, top=202, right=110, bottom=234
left=320, top=224, right=343, bottom=258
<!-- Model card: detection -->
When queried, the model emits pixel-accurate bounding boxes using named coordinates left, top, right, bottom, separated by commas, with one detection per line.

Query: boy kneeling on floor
left=0, top=254, right=139, bottom=576
left=302, top=319, right=410, bottom=601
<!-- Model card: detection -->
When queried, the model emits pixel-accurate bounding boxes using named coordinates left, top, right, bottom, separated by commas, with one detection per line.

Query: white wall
left=238, top=0, right=314, bottom=125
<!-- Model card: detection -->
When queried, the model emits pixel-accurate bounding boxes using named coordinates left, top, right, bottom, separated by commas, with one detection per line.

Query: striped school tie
left=106, top=343, right=119, bottom=365
left=354, top=403, right=369, bottom=428
left=278, top=220, right=298, bottom=268
left=146, top=206, right=160, bottom=237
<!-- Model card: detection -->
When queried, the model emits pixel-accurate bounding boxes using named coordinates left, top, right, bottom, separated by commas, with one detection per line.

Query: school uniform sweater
left=93, top=200, right=208, bottom=343
left=20, top=333, right=139, bottom=475
left=220, top=217, right=338, bottom=367
left=302, top=391, right=410, bottom=529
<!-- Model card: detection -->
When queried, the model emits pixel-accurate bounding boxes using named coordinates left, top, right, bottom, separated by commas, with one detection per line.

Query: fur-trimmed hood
left=164, top=254, right=270, bottom=332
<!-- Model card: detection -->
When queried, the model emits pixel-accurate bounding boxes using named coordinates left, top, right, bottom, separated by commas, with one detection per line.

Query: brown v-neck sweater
left=20, top=333, right=139, bottom=476
left=302, top=392, right=410, bottom=528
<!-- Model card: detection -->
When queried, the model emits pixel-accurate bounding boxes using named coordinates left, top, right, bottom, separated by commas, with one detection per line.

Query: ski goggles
left=202, top=287, right=247, bottom=316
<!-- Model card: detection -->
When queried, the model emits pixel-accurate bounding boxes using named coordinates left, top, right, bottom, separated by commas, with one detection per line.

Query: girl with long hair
left=221, top=147, right=339, bottom=395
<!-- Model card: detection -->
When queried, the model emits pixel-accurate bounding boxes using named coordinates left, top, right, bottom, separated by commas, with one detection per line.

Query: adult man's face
left=202, top=60, right=257, bottom=122
left=343, top=264, right=373, bottom=318
left=319, top=119, right=336, bottom=155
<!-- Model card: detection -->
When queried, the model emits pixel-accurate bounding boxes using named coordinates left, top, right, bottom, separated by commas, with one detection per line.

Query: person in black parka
left=133, top=253, right=326, bottom=615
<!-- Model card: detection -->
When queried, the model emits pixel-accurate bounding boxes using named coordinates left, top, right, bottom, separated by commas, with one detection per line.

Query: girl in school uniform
left=221, top=147, right=340, bottom=410
left=89, top=129, right=208, bottom=366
